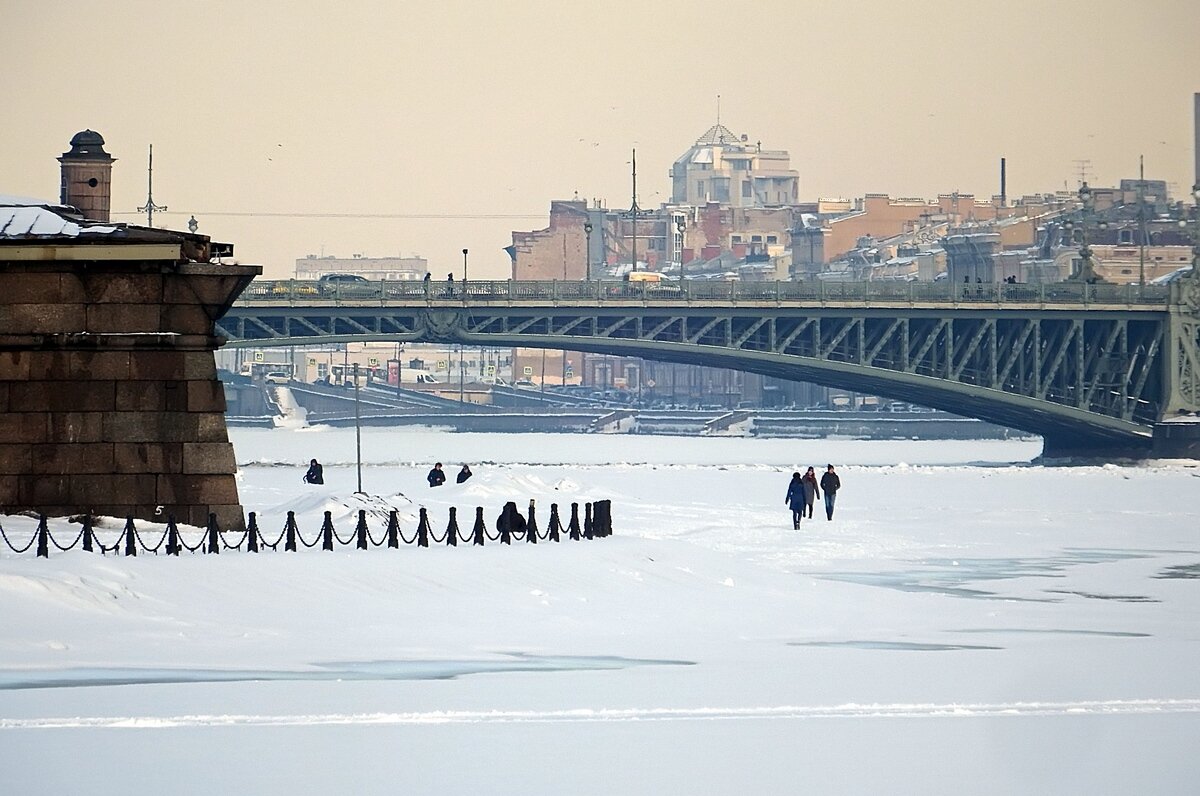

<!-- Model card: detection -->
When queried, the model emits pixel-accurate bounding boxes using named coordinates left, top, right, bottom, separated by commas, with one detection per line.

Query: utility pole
left=1138, top=155, right=1148, bottom=287
left=137, top=145, right=167, bottom=227
left=353, top=363, right=363, bottom=494
left=630, top=149, right=639, bottom=272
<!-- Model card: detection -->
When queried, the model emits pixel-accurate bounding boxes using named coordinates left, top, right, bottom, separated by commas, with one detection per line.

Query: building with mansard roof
left=670, top=124, right=799, bottom=208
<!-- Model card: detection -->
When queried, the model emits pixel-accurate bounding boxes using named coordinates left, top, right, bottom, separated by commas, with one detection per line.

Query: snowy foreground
left=2, top=431, right=1199, bottom=794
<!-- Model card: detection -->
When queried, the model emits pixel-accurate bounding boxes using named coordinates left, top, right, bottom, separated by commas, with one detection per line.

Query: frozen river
left=1, top=430, right=1197, bottom=794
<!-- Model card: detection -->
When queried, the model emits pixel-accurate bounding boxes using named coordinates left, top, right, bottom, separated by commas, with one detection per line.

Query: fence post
left=472, top=506, right=486, bottom=546
left=205, top=514, right=219, bottom=554
left=35, top=515, right=49, bottom=558
left=525, top=500, right=539, bottom=544
left=568, top=502, right=581, bottom=541
left=321, top=511, right=334, bottom=551
left=125, top=517, right=139, bottom=556
left=81, top=515, right=94, bottom=552
left=417, top=508, right=430, bottom=547
left=386, top=510, right=399, bottom=548
left=247, top=512, right=260, bottom=553
left=548, top=503, right=562, bottom=543
left=584, top=503, right=594, bottom=540
left=499, top=504, right=512, bottom=545
left=285, top=511, right=298, bottom=552
left=356, top=510, right=369, bottom=550
left=445, top=507, right=459, bottom=547
left=166, top=516, right=180, bottom=556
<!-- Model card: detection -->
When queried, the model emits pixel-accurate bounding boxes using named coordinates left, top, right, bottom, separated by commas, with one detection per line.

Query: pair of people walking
left=785, top=464, right=841, bottom=527
left=427, top=462, right=472, bottom=487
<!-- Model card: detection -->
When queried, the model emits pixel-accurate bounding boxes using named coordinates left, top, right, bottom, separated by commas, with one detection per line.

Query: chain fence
left=0, top=499, right=613, bottom=559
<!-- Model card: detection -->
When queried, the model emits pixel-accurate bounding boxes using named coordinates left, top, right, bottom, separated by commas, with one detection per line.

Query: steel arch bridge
left=216, top=278, right=1200, bottom=456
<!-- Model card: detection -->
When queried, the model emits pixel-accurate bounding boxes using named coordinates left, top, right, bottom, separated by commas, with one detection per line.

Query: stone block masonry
left=0, top=257, right=260, bottom=529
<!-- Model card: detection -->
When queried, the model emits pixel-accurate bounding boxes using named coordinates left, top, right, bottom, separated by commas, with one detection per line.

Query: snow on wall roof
left=0, top=196, right=120, bottom=238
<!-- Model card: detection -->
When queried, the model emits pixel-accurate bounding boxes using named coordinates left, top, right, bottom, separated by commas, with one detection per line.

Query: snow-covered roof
left=0, top=196, right=121, bottom=238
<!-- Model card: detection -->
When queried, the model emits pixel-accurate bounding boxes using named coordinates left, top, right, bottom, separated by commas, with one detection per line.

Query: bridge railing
left=238, top=278, right=1173, bottom=307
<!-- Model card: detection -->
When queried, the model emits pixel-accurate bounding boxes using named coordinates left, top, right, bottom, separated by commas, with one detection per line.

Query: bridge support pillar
left=0, top=256, right=259, bottom=530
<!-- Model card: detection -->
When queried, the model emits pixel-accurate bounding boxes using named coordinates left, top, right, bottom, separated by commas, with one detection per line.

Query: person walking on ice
left=801, top=466, right=820, bottom=519
left=785, top=472, right=806, bottom=529
left=427, top=462, right=446, bottom=487
left=819, top=464, right=841, bottom=520
left=456, top=464, right=473, bottom=484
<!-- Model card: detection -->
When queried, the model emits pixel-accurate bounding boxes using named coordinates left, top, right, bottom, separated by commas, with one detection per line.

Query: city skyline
left=3, top=0, right=1198, bottom=278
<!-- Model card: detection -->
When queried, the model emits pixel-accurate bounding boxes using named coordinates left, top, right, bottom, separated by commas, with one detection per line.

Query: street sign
left=437, top=360, right=448, bottom=370
left=523, top=366, right=533, bottom=376
left=368, top=357, right=378, bottom=366
left=307, top=358, right=316, bottom=366
left=254, top=351, right=264, bottom=363
left=486, top=365, right=496, bottom=375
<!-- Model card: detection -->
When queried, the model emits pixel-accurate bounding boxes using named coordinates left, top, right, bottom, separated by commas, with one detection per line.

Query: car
left=413, top=373, right=440, bottom=384
left=318, top=273, right=371, bottom=284
left=318, top=273, right=377, bottom=296
left=514, top=379, right=537, bottom=388
left=264, top=371, right=291, bottom=384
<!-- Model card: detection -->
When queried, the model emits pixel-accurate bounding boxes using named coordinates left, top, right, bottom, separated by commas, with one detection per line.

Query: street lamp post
left=583, top=221, right=593, bottom=280
left=352, top=363, right=363, bottom=494
left=462, top=248, right=469, bottom=283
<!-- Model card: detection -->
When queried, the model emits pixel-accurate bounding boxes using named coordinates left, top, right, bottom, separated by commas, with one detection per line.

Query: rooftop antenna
left=630, top=148, right=641, bottom=272
left=1138, top=154, right=1147, bottom=286
left=716, top=93, right=721, bottom=126
left=137, top=144, right=167, bottom=227
left=1072, top=159, right=1092, bottom=190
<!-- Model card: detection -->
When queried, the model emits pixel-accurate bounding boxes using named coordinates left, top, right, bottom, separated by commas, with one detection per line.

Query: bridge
left=216, top=277, right=1200, bottom=457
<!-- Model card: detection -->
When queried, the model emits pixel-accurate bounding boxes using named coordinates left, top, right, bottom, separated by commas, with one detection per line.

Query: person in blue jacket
left=785, top=472, right=806, bottom=529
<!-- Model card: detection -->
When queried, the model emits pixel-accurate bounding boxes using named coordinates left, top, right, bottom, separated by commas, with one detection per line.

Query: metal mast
left=137, top=145, right=167, bottom=227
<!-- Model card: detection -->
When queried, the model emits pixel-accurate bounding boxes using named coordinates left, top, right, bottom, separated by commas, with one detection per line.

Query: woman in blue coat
left=785, top=472, right=806, bottom=529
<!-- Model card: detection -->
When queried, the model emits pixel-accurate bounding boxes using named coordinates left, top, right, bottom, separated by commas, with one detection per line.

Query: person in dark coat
left=445, top=273, right=454, bottom=297
left=427, top=462, right=446, bottom=487
left=785, top=472, right=805, bottom=529
left=496, top=501, right=527, bottom=537
left=801, top=466, right=820, bottom=519
left=456, top=464, right=473, bottom=484
left=819, top=464, right=841, bottom=520
left=303, top=458, right=324, bottom=485
left=422, top=271, right=431, bottom=295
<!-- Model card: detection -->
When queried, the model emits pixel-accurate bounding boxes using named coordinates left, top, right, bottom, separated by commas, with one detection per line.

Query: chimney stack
left=1000, top=157, right=1007, bottom=208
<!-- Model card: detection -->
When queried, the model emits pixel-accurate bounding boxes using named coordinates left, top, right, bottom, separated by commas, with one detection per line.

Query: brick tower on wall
left=58, top=130, right=115, bottom=222
left=0, top=134, right=260, bottom=529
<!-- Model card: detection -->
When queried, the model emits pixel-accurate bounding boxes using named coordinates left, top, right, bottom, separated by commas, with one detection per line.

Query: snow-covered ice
left=1, top=430, right=1197, bottom=794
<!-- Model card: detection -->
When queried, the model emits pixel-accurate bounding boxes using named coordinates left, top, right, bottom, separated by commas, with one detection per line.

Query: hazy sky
left=4, top=0, right=1197, bottom=279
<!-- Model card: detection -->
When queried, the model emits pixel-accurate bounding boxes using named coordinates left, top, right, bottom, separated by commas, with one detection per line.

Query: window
left=696, top=180, right=706, bottom=196
left=742, top=181, right=751, bottom=198
left=766, top=235, right=778, bottom=244
left=752, top=235, right=763, bottom=243
left=1118, top=230, right=1133, bottom=244
left=731, top=235, right=743, bottom=244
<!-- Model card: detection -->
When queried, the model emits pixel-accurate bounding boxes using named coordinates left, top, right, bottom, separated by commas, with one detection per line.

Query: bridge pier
left=0, top=233, right=259, bottom=529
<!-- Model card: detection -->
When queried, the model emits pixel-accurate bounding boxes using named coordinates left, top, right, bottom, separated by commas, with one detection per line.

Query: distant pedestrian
left=427, top=462, right=446, bottom=487
left=446, top=273, right=454, bottom=297
left=423, top=272, right=431, bottom=295
left=456, top=464, right=473, bottom=484
left=819, top=464, right=841, bottom=520
left=303, top=458, right=324, bottom=485
left=785, top=472, right=805, bottom=529
left=801, top=466, right=820, bottom=519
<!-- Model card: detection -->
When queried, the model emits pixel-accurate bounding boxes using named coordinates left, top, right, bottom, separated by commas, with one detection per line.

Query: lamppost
left=583, top=221, right=593, bottom=279
left=352, top=363, right=363, bottom=494
left=187, top=215, right=198, bottom=233
left=1063, top=182, right=1100, bottom=283
left=462, top=248, right=468, bottom=283
left=676, top=218, right=686, bottom=279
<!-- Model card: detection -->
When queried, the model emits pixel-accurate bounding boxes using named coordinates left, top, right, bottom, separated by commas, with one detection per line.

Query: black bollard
left=206, top=513, right=220, bottom=554
left=356, top=510, right=369, bottom=550
left=548, top=503, right=562, bottom=543
left=321, top=511, right=334, bottom=551
left=416, top=508, right=430, bottom=548
left=166, top=516, right=180, bottom=556
left=247, top=512, right=260, bottom=553
left=386, top=510, right=399, bottom=549
left=81, top=516, right=94, bottom=553
left=445, top=507, right=459, bottom=547
left=35, top=515, right=49, bottom=558
left=568, top=502, right=581, bottom=541
left=125, top=516, right=139, bottom=556
left=584, top=503, right=594, bottom=540
left=472, top=507, right=486, bottom=546
left=595, top=499, right=612, bottom=537
left=525, top=500, right=539, bottom=544
left=285, top=511, right=298, bottom=552
left=498, top=504, right=512, bottom=545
